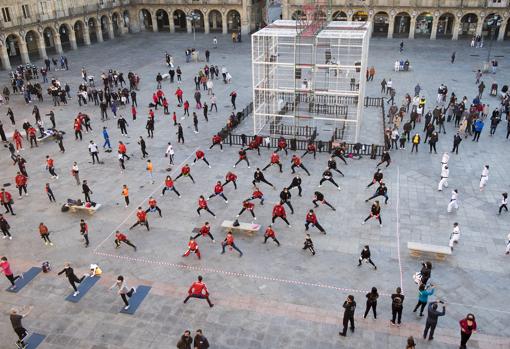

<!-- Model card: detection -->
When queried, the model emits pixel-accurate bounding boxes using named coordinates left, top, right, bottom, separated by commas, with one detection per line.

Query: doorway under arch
left=156, top=9, right=170, bottom=32
left=209, top=10, right=223, bottom=33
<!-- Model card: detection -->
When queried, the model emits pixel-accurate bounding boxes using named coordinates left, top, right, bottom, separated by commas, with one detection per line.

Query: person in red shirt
left=459, top=313, right=477, bottom=349
left=291, top=155, right=310, bottom=176
left=145, top=197, right=162, bottom=217
left=162, top=97, right=169, bottom=114
left=183, top=275, right=214, bottom=307
left=13, top=130, right=23, bottom=150
left=114, top=230, right=137, bottom=250
left=305, top=209, right=326, bottom=234
left=302, top=142, right=317, bottom=159
left=131, top=105, right=137, bottom=120
left=183, top=100, right=190, bottom=116
left=148, top=109, right=155, bottom=120
left=247, top=138, right=261, bottom=156
left=130, top=207, right=150, bottom=231
left=192, top=149, right=211, bottom=168
left=247, top=187, right=264, bottom=205
left=197, top=195, right=215, bottom=217
left=14, top=172, right=28, bottom=198
left=28, top=126, right=38, bottom=148
left=74, top=117, right=83, bottom=141
left=174, top=164, right=195, bottom=183
left=209, top=134, right=223, bottom=151
left=221, top=231, right=243, bottom=256
left=192, top=222, right=215, bottom=242
left=118, top=141, right=130, bottom=160
left=175, top=87, right=183, bottom=106
left=262, top=152, right=283, bottom=173
left=222, top=171, right=238, bottom=189
left=263, top=225, right=280, bottom=246
left=208, top=181, right=228, bottom=203
left=172, top=111, right=177, bottom=126
left=236, top=200, right=256, bottom=220
left=272, top=202, right=291, bottom=227
left=1, top=256, right=22, bottom=288
left=276, top=136, right=288, bottom=155
left=233, top=148, right=250, bottom=168
left=0, top=188, right=15, bottom=215
left=161, top=175, right=181, bottom=197
left=152, top=92, right=159, bottom=110
left=79, top=219, right=89, bottom=247
left=45, top=155, right=58, bottom=179
left=39, top=222, right=52, bottom=246
left=182, top=236, right=201, bottom=259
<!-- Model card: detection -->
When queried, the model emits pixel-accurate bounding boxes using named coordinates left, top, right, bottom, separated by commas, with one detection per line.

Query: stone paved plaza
left=0, top=32, right=509, bottom=349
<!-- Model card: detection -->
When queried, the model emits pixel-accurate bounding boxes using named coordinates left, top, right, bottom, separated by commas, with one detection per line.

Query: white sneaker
left=124, top=305, right=130, bottom=310
left=73, top=291, right=80, bottom=297
left=9, top=236, right=12, bottom=240
left=337, top=187, right=342, bottom=191
left=361, top=221, right=365, bottom=225
left=318, top=185, right=322, bottom=188
left=225, top=200, right=228, bottom=204
left=2, top=236, right=6, bottom=239
left=233, top=165, right=236, bottom=168
left=208, top=166, right=211, bottom=168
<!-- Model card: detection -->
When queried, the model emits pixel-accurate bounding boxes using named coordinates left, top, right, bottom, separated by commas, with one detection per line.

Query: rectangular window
left=1, top=7, right=11, bottom=22
left=39, top=1, right=47, bottom=15
left=22, top=4, right=30, bottom=19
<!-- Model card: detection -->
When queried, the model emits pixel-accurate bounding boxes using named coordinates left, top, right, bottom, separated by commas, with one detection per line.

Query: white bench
left=161, top=73, right=170, bottom=80
left=407, top=242, right=451, bottom=260
left=66, top=203, right=102, bottom=215
left=221, top=220, right=260, bottom=236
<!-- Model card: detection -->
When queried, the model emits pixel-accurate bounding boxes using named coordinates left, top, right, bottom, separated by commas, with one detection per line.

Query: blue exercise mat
left=22, top=333, right=46, bottom=349
left=119, top=285, right=151, bottom=314
left=6, top=267, right=42, bottom=293
left=65, top=276, right=100, bottom=303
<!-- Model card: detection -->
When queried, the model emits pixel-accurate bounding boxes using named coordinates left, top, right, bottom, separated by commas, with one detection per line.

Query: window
left=1, top=7, right=11, bottom=22
left=39, top=1, right=47, bottom=15
left=22, top=4, right=30, bottom=19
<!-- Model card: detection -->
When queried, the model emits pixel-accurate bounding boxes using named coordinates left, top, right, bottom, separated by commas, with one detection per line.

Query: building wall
left=0, top=0, right=264, bottom=69
left=282, top=0, right=510, bottom=41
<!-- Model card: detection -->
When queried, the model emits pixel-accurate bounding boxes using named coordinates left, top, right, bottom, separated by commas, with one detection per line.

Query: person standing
left=208, top=181, right=228, bottom=203
left=262, top=151, right=283, bottom=172
left=10, top=306, right=32, bottom=348
left=423, top=300, right=446, bottom=341
left=39, top=222, right=53, bottom=246
left=302, top=234, right=315, bottom=255
left=327, top=157, right=344, bottom=177
left=339, top=295, right=356, bottom=337
left=479, top=165, right=489, bottom=191
left=58, top=263, right=85, bottom=296
left=194, top=329, right=210, bottom=349
left=363, top=287, right=379, bottom=319
left=459, top=313, right=477, bottom=349
left=161, top=176, right=181, bottom=198
left=362, top=201, right=383, bottom=227
left=46, top=155, right=58, bottom=179
left=193, top=222, right=215, bottom=242
left=82, top=180, right=93, bottom=203
left=447, top=189, right=459, bottom=213
left=0, top=214, right=12, bottom=239
left=406, top=336, right=416, bottom=349
left=88, top=140, right=100, bottom=164
left=110, top=275, right=137, bottom=310
left=146, top=160, right=154, bottom=184
left=272, top=202, right=291, bottom=227
left=305, top=209, right=326, bottom=234
left=177, top=123, right=184, bottom=144
left=121, top=184, right=129, bottom=207
left=319, top=168, right=341, bottom=190
left=71, top=162, right=81, bottom=185
left=130, top=207, right=150, bottom=231
left=45, top=183, right=56, bottom=203
left=79, top=219, right=89, bottom=247
left=138, top=136, right=149, bottom=158
left=14, top=172, right=28, bottom=199
left=438, top=165, right=449, bottom=191
left=498, top=192, right=508, bottom=215
left=114, top=230, right=137, bottom=251
left=1, top=257, right=22, bottom=288
left=117, top=116, right=129, bottom=136
left=0, top=188, right=15, bottom=215
left=291, top=155, right=310, bottom=176
left=411, top=133, right=420, bottom=153
left=177, top=330, right=193, bottom=349
left=357, top=245, right=377, bottom=269
left=184, top=275, right=214, bottom=307
left=413, top=284, right=435, bottom=316
left=365, top=183, right=389, bottom=204
left=230, top=90, right=237, bottom=109
left=252, top=168, right=275, bottom=188
left=182, top=236, right=201, bottom=259
left=165, top=142, right=175, bottom=166
left=452, top=132, right=462, bottom=154
left=313, top=191, right=335, bottom=210
left=367, top=169, right=383, bottom=188
left=449, top=222, right=460, bottom=250
left=390, top=287, right=405, bottom=326
left=279, top=187, right=294, bottom=214
left=175, top=164, right=195, bottom=183
left=288, top=175, right=303, bottom=197
left=221, top=231, right=243, bottom=256
left=263, top=225, right=280, bottom=246
left=236, top=200, right=256, bottom=220
left=102, top=127, right=111, bottom=150
left=197, top=195, right=216, bottom=217
left=234, top=148, right=250, bottom=168
left=376, top=151, right=391, bottom=168
left=193, top=149, right=211, bottom=168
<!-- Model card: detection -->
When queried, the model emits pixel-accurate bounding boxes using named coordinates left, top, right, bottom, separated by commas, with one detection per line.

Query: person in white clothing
left=479, top=165, right=489, bottom=191
left=449, top=222, right=460, bottom=250
left=447, top=189, right=459, bottom=212
left=88, top=141, right=100, bottom=164
left=110, top=275, right=136, bottom=310
left=71, top=162, right=80, bottom=185
left=498, top=192, right=508, bottom=215
left=213, top=37, right=218, bottom=49
left=438, top=165, right=449, bottom=191
left=441, top=152, right=449, bottom=167
left=165, top=142, right=174, bottom=166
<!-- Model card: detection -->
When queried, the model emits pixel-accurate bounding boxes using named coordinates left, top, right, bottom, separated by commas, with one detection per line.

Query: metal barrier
left=364, top=96, right=383, bottom=107
left=269, top=122, right=317, bottom=139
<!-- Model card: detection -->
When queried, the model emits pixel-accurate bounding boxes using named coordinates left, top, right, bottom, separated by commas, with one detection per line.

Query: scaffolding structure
left=251, top=18, right=371, bottom=142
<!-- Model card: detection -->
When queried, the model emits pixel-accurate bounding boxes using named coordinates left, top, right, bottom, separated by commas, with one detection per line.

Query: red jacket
left=199, top=225, right=210, bottom=236
left=118, top=143, right=127, bottom=153
left=196, top=150, right=204, bottom=159
left=238, top=150, right=246, bottom=159
left=264, top=227, right=275, bottom=238
left=459, top=319, right=477, bottom=334
left=306, top=212, right=318, bottom=224
left=188, top=240, right=198, bottom=251
left=74, top=120, right=81, bottom=131
left=188, top=281, right=208, bottom=296
left=181, top=165, right=190, bottom=175
left=307, top=143, right=316, bottom=151
left=148, top=110, right=155, bottom=119
left=152, top=94, right=158, bottom=103
left=156, top=90, right=164, bottom=98
left=0, top=191, right=12, bottom=204
left=243, top=201, right=254, bottom=210
left=115, top=232, right=127, bottom=241
left=175, top=89, right=183, bottom=97
left=46, top=158, right=54, bottom=167
left=148, top=198, right=157, bottom=207
left=226, top=172, right=237, bottom=182
left=183, top=101, right=189, bottom=109
left=165, top=178, right=174, bottom=188
left=214, top=184, right=223, bottom=194
left=278, top=139, right=287, bottom=148
left=136, top=210, right=147, bottom=222
left=249, top=140, right=258, bottom=149
left=198, top=198, right=207, bottom=208
left=13, top=131, right=22, bottom=142
left=272, top=204, right=286, bottom=218
left=15, top=174, right=27, bottom=187
left=212, top=135, right=221, bottom=144
left=28, top=127, right=36, bottom=137
left=271, top=153, right=280, bottom=163
left=162, top=99, right=168, bottom=107
left=252, top=189, right=263, bottom=198
left=225, top=234, right=234, bottom=245
left=292, top=156, right=301, bottom=166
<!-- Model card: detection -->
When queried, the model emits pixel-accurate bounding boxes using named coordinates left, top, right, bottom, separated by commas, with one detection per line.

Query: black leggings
left=175, top=173, right=195, bottom=183
left=193, top=157, right=210, bottom=166
left=264, top=235, right=280, bottom=245
left=320, top=177, right=339, bottom=188
left=162, top=186, right=180, bottom=196
left=391, top=307, right=402, bottom=324
left=14, top=327, right=27, bottom=343
left=222, top=180, right=237, bottom=189
left=291, top=164, right=310, bottom=175
left=364, top=301, right=377, bottom=319
left=130, top=220, right=150, bottom=231
left=305, top=221, right=325, bottom=233
left=272, top=216, right=290, bottom=225
left=17, top=185, right=27, bottom=196
left=252, top=178, right=274, bottom=188
left=5, top=273, right=20, bottom=286
left=262, top=162, right=282, bottom=172
left=364, top=214, right=382, bottom=224
left=193, top=232, right=215, bottom=241
left=145, top=206, right=162, bottom=217
left=115, top=239, right=137, bottom=250
left=234, top=158, right=250, bottom=167
left=41, top=233, right=51, bottom=243
left=68, top=275, right=85, bottom=292
left=121, top=288, right=134, bottom=306
left=197, top=207, right=215, bottom=217
left=313, top=199, right=335, bottom=210
left=238, top=208, right=256, bottom=218
left=499, top=204, right=508, bottom=214
left=413, top=301, right=427, bottom=315
left=1, top=227, right=11, bottom=237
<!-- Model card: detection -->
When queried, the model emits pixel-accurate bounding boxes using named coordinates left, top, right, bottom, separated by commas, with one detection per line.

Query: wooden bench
left=66, top=203, right=102, bottom=215
left=221, top=220, right=260, bottom=236
left=407, top=242, right=451, bottom=260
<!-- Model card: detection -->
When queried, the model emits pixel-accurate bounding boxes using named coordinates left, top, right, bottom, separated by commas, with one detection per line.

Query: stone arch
left=139, top=8, right=153, bottom=31
left=505, top=17, right=510, bottom=40
left=227, top=9, right=241, bottom=33
left=74, top=20, right=86, bottom=46
left=100, top=15, right=111, bottom=40
left=156, top=9, right=170, bottom=32
left=87, top=17, right=98, bottom=43
left=460, top=13, right=478, bottom=38
left=59, top=23, right=72, bottom=50
left=173, top=9, right=187, bottom=32
left=394, top=12, right=411, bottom=37
left=291, top=10, right=305, bottom=20
left=112, top=12, right=122, bottom=36
left=332, top=11, right=347, bottom=21
left=483, top=13, right=503, bottom=38
left=6, top=33, right=22, bottom=64
left=353, top=10, right=368, bottom=21
left=415, top=12, right=433, bottom=38
left=208, top=9, right=223, bottom=33
left=123, top=10, right=130, bottom=33
left=191, top=10, right=205, bottom=33
left=25, top=30, right=41, bottom=60
left=373, top=11, right=389, bottom=36
left=437, top=13, right=455, bottom=39
left=43, top=27, right=57, bottom=53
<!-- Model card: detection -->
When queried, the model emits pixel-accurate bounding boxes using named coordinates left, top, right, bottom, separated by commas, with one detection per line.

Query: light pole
left=485, top=14, right=502, bottom=64
left=187, top=12, right=200, bottom=41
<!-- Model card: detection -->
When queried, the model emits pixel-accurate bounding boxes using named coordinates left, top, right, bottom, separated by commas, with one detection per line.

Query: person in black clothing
left=327, top=157, right=344, bottom=176
left=367, top=169, right=383, bottom=188
left=428, top=132, right=438, bottom=153
left=234, top=148, right=250, bottom=168
left=252, top=168, right=275, bottom=188
left=358, top=245, right=377, bottom=269
left=58, top=263, right=85, bottom=296
left=376, top=151, right=391, bottom=168
left=287, top=175, right=302, bottom=196
left=138, top=136, right=149, bottom=158
left=363, top=287, right=379, bottom=319
left=117, top=116, right=128, bottom=135
left=177, top=123, right=184, bottom=143
left=82, top=180, right=93, bottom=202
left=0, top=214, right=12, bottom=238
left=365, top=183, right=389, bottom=204
left=362, top=201, right=382, bottom=227
left=313, top=191, right=335, bottom=210
left=420, top=261, right=432, bottom=285
left=339, top=295, right=356, bottom=336
left=194, top=329, right=210, bottom=349
left=303, top=234, right=315, bottom=255
left=100, top=101, right=108, bottom=120
left=146, top=118, right=154, bottom=138
left=130, top=91, right=137, bottom=107
left=452, top=132, right=462, bottom=154
left=319, top=169, right=341, bottom=190
left=10, top=306, right=32, bottom=348
left=177, top=330, right=193, bottom=349
left=331, top=146, right=348, bottom=165
left=423, top=301, right=446, bottom=340
left=390, top=287, right=405, bottom=326
left=279, top=187, right=294, bottom=214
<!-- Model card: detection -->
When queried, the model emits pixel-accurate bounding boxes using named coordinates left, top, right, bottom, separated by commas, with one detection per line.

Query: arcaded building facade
left=281, top=0, right=510, bottom=41
left=0, top=0, right=265, bottom=69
